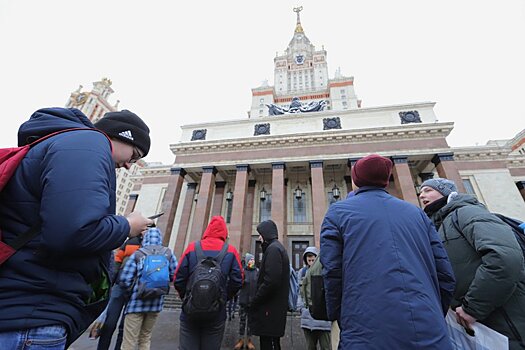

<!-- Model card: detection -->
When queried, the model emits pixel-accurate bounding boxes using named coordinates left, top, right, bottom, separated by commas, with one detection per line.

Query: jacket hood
left=142, top=228, right=163, bottom=246
left=201, top=216, right=228, bottom=241
left=302, top=246, right=318, bottom=264
left=256, top=220, right=278, bottom=241
left=18, top=107, right=95, bottom=146
left=432, top=193, right=482, bottom=228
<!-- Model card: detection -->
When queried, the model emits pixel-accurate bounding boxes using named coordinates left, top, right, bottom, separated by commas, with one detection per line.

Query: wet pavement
left=70, top=309, right=306, bottom=350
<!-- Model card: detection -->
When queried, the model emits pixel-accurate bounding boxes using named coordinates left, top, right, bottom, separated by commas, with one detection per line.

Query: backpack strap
left=194, top=240, right=229, bottom=264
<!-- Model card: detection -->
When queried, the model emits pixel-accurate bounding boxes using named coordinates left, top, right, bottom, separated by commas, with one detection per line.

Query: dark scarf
left=423, top=196, right=448, bottom=217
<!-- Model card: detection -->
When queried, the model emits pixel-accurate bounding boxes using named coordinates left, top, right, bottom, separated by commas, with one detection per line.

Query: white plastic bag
left=446, top=310, right=508, bottom=350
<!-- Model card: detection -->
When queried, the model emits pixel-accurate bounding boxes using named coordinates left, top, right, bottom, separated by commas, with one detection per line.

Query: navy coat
left=320, top=187, right=455, bottom=349
left=0, top=108, right=130, bottom=345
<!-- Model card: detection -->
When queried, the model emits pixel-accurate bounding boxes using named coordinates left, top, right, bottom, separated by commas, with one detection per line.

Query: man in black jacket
left=249, top=220, right=290, bottom=350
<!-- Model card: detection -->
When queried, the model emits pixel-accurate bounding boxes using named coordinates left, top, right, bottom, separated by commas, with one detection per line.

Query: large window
left=293, top=192, right=307, bottom=222
left=225, top=199, right=233, bottom=223
left=462, top=178, right=476, bottom=196
left=259, top=194, right=272, bottom=222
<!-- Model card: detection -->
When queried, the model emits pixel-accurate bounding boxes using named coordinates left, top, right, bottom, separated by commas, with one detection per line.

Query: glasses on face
left=129, top=146, right=143, bottom=164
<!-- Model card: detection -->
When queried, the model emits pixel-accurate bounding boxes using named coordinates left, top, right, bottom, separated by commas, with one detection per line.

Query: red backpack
left=0, top=128, right=110, bottom=265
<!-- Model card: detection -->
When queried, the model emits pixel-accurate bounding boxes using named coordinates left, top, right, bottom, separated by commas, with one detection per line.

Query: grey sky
left=1, top=0, right=524, bottom=164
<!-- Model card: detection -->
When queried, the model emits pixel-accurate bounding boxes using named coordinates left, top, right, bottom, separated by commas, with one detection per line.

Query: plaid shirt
left=119, top=228, right=177, bottom=314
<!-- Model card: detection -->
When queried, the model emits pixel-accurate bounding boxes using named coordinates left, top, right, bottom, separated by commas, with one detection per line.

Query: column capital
left=272, top=162, right=286, bottom=170
left=390, top=155, right=408, bottom=164
left=202, top=166, right=218, bottom=175
left=248, top=179, right=257, bottom=187
left=215, top=181, right=226, bottom=188
left=419, top=172, right=434, bottom=181
left=170, top=167, right=187, bottom=177
left=309, top=160, right=323, bottom=168
left=517, top=181, right=525, bottom=190
left=129, top=193, right=138, bottom=200
left=236, top=164, right=251, bottom=173
left=348, top=157, right=361, bottom=167
left=187, top=182, right=198, bottom=189
left=431, top=153, right=455, bottom=165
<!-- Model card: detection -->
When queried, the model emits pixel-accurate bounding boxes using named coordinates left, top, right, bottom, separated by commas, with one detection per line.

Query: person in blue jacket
left=0, top=108, right=153, bottom=349
left=320, top=154, right=456, bottom=349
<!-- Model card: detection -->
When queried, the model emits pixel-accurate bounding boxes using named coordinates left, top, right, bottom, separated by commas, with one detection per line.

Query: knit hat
left=245, top=253, right=255, bottom=265
left=94, top=110, right=151, bottom=157
left=351, top=154, right=393, bottom=188
left=420, top=178, right=458, bottom=197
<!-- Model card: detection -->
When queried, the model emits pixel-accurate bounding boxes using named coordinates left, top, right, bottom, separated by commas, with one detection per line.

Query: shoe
left=246, top=338, right=256, bottom=350
left=234, top=338, right=244, bottom=350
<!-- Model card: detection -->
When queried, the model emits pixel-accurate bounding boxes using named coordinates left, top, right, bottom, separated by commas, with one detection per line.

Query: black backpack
left=182, top=241, right=228, bottom=321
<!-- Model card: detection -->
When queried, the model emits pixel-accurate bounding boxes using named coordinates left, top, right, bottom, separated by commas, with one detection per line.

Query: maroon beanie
left=351, top=154, right=393, bottom=188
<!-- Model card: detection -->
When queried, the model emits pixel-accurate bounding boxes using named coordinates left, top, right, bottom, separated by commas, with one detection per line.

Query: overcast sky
left=1, top=0, right=524, bottom=164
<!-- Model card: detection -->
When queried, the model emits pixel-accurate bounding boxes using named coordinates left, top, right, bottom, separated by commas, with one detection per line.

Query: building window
left=328, top=191, right=338, bottom=205
left=340, top=89, right=345, bottom=94
left=291, top=240, right=309, bottom=270
left=293, top=192, right=307, bottom=222
left=259, top=194, right=272, bottom=222
left=462, top=178, right=476, bottom=196
left=226, top=199, right=233, bottom=223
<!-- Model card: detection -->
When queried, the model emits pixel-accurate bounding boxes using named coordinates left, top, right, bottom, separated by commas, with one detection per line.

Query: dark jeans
left=260, top=336, right=281, bottom=350
left=238, top=305, right=252, bottom=337
left=97, top=284, right=127, bottom=350
left=179, top=319, right=226, bottom=350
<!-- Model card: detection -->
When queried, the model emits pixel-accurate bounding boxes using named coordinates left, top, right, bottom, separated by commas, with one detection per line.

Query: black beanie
left=94, top=110, right=151, bottom=157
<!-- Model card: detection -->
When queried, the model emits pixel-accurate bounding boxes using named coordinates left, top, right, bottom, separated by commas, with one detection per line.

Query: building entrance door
left=291, top=240, right=309, bottom=271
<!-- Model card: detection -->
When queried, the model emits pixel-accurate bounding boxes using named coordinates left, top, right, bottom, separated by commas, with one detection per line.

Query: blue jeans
left=97, top=284, right=127, bottom=350
left=0, top=325, right=67, bottom=350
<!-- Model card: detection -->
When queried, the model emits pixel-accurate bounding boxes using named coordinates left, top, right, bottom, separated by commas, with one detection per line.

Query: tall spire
left=293, top=6, right=304, bottom=33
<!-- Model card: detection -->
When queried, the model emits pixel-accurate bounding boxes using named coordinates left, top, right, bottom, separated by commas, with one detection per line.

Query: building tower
left=66, top=77, right=119, bottom=123
left=250, top=7, right=360, bottom=118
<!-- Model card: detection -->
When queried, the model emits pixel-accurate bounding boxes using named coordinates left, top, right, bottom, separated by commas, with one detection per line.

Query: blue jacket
left=320, top=187, right=455, bottom=349
left=0, top=108, right=130, bottom=345
left=174, top=216, right=243, bottom=323
left=119, top=228, right=177, bottom=314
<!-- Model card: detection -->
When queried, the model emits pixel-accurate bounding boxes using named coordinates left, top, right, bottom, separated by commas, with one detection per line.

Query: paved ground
left=70, top=309, right=306, bottom=350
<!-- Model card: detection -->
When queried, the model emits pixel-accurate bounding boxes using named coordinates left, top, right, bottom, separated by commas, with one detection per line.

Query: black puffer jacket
left=250, top=220, right=290, bottom=337
left=429, top=194, right=525, bottom=349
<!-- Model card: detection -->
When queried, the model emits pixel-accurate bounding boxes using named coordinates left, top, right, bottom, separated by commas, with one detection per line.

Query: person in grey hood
left=249, top=220, right=290, bottom=350
left=297, top=246, right=331, bottom=350
left=420, top=178, right=525, bottom=349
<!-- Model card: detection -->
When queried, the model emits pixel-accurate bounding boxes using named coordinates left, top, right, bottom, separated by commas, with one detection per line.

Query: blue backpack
left=134, top=245, right=172, bottom=299
left=288, top=264, right=299, bottom=311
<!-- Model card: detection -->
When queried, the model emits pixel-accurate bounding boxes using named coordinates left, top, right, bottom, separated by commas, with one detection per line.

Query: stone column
left=174, top=183, right=197, bottom=258
left=157, top=167, right=186, bottom=246
left=211, top=181, right=226, bottom=217
left=241, top=180, right=256, bottom=255
left=309, top=160, right=326, bottom=248
left=431, top=153, right=466, bottom=193
left=124, top=194, right=138, bottom=215
left=517, top=181, right=525, bottom=201
left=189, top=166, right=217, bottom=243
left=347, top=157, right=360, bottom=192
left=391, top=156, right=419, bottom=206
left=271, top=162, right=287, bottom=244
left=229, top=165, right=250, bottom=252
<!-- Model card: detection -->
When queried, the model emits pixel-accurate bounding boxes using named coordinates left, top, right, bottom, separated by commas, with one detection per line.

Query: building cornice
left=171, top=122, right=453, bottom=156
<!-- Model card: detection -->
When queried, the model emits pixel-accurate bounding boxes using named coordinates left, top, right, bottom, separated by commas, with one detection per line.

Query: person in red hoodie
left=174, top=216, right=243, bottom=350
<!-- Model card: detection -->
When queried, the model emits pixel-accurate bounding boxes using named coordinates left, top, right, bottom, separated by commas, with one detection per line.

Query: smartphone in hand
left=147, top=212, right=164, bottom=227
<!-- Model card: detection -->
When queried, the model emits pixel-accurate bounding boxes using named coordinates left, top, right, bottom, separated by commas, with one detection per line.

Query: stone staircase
left=164, top=292, right=182, bottom=309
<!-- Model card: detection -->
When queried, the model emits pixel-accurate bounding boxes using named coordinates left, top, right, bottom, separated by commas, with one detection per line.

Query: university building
left=72, top=9, right=525, bottom=269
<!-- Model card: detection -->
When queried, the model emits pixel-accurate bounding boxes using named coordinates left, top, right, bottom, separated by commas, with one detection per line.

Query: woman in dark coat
left=249, top=220, right=290, bottom=350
